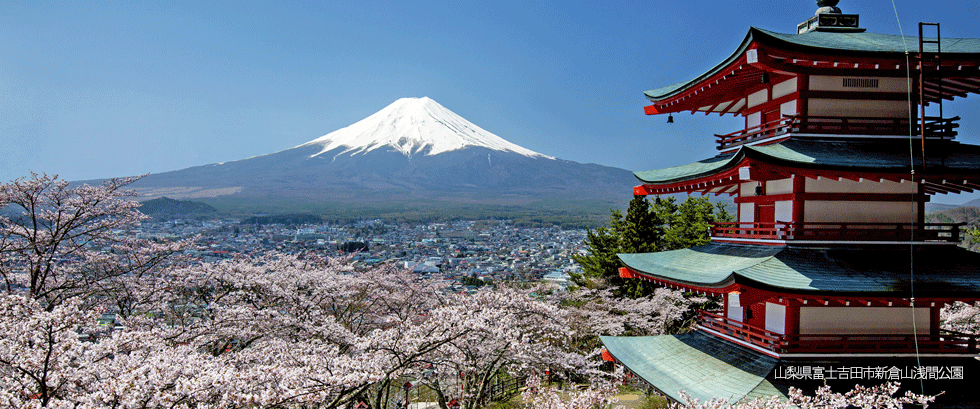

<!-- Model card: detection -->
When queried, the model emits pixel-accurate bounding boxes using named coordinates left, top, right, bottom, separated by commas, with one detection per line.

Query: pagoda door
left=764, top=110, right=781, bottom=137
left=756, top=204, right=775, bottom=238
left=744, top=303, right=766, bottom=330
left=756, top=204, right=775, bottom=223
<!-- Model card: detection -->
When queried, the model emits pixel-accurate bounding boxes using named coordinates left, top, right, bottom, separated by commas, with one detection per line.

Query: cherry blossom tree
left=559, top=287, right=704, bottom=353
left=519, top=376, right=622, bottom=409
left=418, top=287, right=597, bottom=409
left=0, top=173, right=183, bottom=309
left=98, top=253, right=586, bottom=409
left=518, top=379, right=936, bottom=409
left=941, top=301, right=980, bottom=334
left=670, top=382, right=936, bottom=409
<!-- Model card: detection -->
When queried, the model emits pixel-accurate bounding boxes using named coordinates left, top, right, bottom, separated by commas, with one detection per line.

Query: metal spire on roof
left=798, top=0, right=864, bottom=34
left=816, top=0, right=841, bottom=14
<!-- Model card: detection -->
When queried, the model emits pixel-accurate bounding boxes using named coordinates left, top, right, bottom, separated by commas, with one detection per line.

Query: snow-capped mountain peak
left=299, top=97, right=553, bottom=159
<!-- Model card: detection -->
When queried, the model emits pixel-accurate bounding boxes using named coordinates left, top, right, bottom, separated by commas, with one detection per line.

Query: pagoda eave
left=643, top=28, right=980, bottom=116
left=622, top=264, right=980, bottom=305
left=618, top=243, right=980, bottom=297
left=632, top=140, right=980, bottom=196
left=619, top=266, right=737, bottom=295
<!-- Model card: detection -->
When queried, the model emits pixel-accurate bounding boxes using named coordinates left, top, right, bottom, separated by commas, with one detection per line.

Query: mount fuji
left=128, top=97, right=636, bottom=218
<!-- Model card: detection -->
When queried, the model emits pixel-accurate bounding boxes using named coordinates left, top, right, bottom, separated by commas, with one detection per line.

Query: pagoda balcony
left=710, top=222, right=963, bottom=243
left=698, top=311, right=980, bottom=356
left=715, top=115, right=959, bottom=152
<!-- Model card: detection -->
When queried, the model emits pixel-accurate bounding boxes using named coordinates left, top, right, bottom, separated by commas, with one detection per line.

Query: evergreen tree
left=665, top=196, right=718, bottom=250
left=572, top=195, right=733, bottom=297
left=617, top=195, right=666, bottom=254
left=570, top=225, right=622, bottom=289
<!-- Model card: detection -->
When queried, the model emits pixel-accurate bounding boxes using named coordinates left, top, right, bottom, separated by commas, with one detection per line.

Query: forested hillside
left=926, top=206, right=980, bottom=251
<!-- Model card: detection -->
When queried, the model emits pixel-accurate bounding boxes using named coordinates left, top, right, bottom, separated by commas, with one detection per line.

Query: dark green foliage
left=202, top=197, right=615, bottom=229
left=618, top=196, right=667, bottom=254
left=925, top=206, right=980, bottom=251
left=571, top=226, right=622, bottom=289
left=665, top=196, right=727, bottom=250
left=138, top=197, right=217, bottom=219
left=240, top=214, right=323, bottom=225
left=461, top=273, right=487, bottom=287
left=572, top=195, right=732, bottom=296
left=339, top=241, right=369, bottom=253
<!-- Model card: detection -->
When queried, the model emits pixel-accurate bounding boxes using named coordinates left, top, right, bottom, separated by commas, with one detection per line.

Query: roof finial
left=816, top=0, right=841, bottom=15
left=798, top=0, right=862, bottom=33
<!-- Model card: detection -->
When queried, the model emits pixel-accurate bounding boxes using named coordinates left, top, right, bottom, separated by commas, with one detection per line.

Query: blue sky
left=2, top=0, right=979, bottom=204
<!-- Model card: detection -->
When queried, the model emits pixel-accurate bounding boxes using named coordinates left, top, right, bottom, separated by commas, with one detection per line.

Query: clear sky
left=2, top=0, right=979, bottom=204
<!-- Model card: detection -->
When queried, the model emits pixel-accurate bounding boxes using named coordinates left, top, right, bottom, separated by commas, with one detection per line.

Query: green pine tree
left=665, top=196, right=719, bottom=250
left=617, top=195, right=666, bottom=254
left=570, top=225, right=622, bottom=289
left=572, top=195, right=734, bottom=297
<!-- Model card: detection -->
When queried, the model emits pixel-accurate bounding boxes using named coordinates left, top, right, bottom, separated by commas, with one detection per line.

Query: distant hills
left=926, top=198, right=980, bottom=213
left=120, top=97, right=638, bottom=226
left=927, top=205, right=980, bottom=227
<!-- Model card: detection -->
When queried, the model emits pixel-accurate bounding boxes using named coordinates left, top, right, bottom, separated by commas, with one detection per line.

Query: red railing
left=780, top=331, right=980, bottom=354
left=715, top=117, right=795, bottom=151
left=710, top=222, right=962, bottom=243
left=698, top=310, right=784, bottom=351
left=699, top=311, right=980, bottom=355
left=715, top=115, right=959, bottom=151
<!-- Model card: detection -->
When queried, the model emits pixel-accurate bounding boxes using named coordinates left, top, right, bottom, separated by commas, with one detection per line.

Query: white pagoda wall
left=805, top=178, right=914, bottom=194
left=739, top=203, right=754, bottom=223
left=736, top=178, right=921, bottom=225
left=744, top=79, right=797, bottom=130
left=803, top=178, right=918, bottom=224
left=809, top=99, right=909, bottom=118
left=727, top=293, right=743, bottom=321
left=808, top=75, right=910, bottom=118
left=799, top=307, right=929, bottom=335
left=765, top=302, right=786, bottom=334
left=780, top=100, right=797, bottom=117
left=772, top=79, right=797, bottom=100
left=805, top=201, right=914, bottom=223
left=766, top=178, right=793, bottom=194
left=809, top=76, right=908, bottom=93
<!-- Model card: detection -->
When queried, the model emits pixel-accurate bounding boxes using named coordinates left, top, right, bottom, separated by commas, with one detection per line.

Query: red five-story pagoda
left=600, top=1, right=980, bottom=406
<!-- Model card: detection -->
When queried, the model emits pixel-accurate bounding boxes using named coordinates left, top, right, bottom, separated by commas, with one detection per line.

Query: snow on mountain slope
left=297, top=97, right=554, bottom=159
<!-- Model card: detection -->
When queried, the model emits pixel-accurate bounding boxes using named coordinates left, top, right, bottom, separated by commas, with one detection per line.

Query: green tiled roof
left=758, top=28, right=980, bottom=55
left=633, top=154, right=735, bottom=185
left=633, top=139, right=980, bottom=184
left=619, top=243, right=980, bottom=295
left=601, top=332, right=782, bottom=404
left=645, top=27, right=980, bottom=101
left=603, top=333, right=980, bottom=406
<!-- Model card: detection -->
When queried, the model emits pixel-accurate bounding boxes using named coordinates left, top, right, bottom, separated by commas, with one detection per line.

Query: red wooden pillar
left=797, top=74, right=809, bottom=119
left=792, top=175, right=805, bottom=236
left=784, top=301, right=801, bottom=336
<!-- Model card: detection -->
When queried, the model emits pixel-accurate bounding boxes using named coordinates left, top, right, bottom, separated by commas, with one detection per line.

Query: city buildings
left=136, top=218, right=586, bottom=286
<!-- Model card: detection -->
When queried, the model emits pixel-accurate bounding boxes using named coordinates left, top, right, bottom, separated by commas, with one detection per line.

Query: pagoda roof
left=600, top=332, right=783, bottom=404
left=633, top=138, right=980, bottom=186
left=618, top=242, right=980, bottom=296
left=644, top=27, right=980, bottom=114
left=602, top=332, right=980, bottom=405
